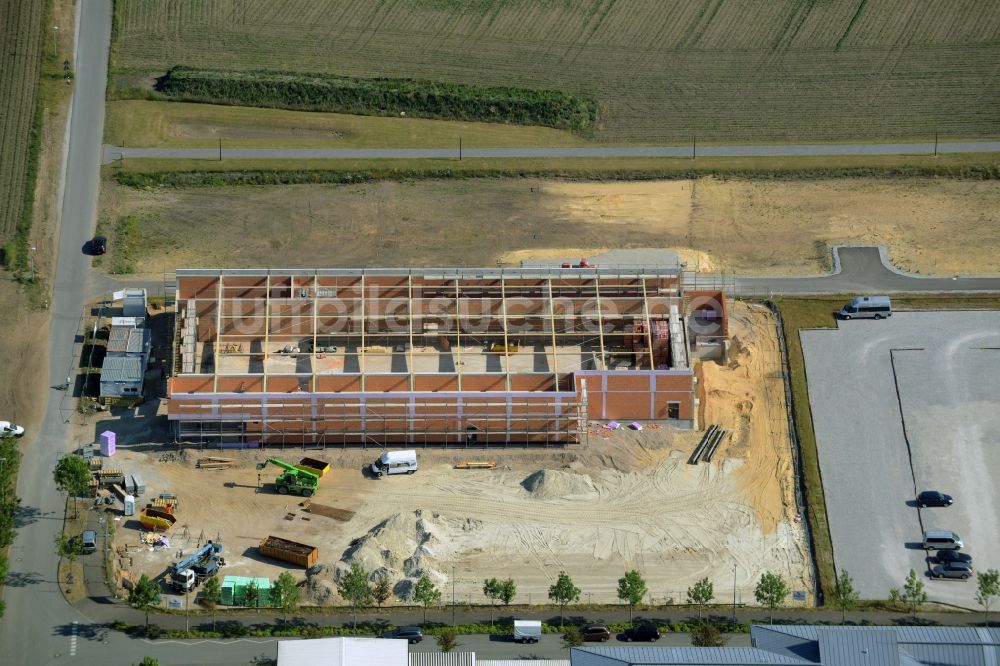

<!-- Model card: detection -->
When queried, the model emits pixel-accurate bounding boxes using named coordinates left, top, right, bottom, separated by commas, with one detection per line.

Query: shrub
left=156, top=66, right=598, bottom=133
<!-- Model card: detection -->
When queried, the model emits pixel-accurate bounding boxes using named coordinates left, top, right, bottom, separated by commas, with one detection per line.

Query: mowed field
left=98, top=177, right=1000, bottom=276
left=0, top=0, right=46, bottom=237
left=109, top=0, right=1000, bottom=143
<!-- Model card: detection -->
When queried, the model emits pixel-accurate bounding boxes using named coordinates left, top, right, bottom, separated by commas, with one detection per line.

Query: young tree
left=690, top=622, right=727, bottom=647
left=754, top=571, right=788, bottom=624
left=337, top=563, right=372, bottom=629
left=372, top=571, right=392, bottom=610
left=976, top=569, right=1000, bottom=626
left=562, top=626, right=584, bottom=648
left=617, top=570, right=647, bottom=623
left=831, top=569, right=859, bottom=625
left=201, top=576, right=222, bottom=631
left=53, top=455, right=91, bottom=519
left=436, top=628, right=459, bottom=653
left=273, top=572, right=300, bottom=625
left=128, top=574, right=160, bottom=631
left=901, top=569, right=927, bottom=617
left=687, top=577, right=714, bottom=621
left=413, top=575, right=442, bottom=625
left=133, top=658, right=160, bottom=666
left=888, top=587, right=902, bottom=611
left=483, top=577, right=502, bottom=627
left=498, top=578, right=516, bottom=608
left=548, top=571, right=581, bottom=629
left=244, top=579, right=260, bottom=611
left=54, top=532, right=83, bottom=582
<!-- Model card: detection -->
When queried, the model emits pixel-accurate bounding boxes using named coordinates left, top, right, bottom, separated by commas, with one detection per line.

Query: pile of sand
left=337, top=509, right=447, bottom=601
left=521, top=469, right=598, bottom=500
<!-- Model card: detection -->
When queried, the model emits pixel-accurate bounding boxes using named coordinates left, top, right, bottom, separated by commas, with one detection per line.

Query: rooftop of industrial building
left=170, top=268, right=719, bottom=395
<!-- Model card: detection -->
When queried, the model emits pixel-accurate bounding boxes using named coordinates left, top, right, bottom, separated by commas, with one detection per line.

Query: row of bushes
left=155, top=66, right=598, bottom=132
left=0, top=435, right=23, bottom=617
left=116, top=619, right=752, bottom=640
left=114, top=162, right=1000, bottom=190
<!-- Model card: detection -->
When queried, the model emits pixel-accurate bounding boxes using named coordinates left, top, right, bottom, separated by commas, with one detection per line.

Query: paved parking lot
left=801, top=311, right=1000, bottom=607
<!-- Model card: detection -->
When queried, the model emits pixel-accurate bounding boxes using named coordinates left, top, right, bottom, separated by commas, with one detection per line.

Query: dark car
left=623, top=624, right=660, bottom=642
left=382, top=626, right=423, bottom=644
left=936, top=550, right=973, bottom=565
left=932, top=562, right=974, bottom=580
left=917, top=491, right=953, bottom=508
left=90, top=235, right=107, bottom=255
left=581, top=625, right=612, bottom=642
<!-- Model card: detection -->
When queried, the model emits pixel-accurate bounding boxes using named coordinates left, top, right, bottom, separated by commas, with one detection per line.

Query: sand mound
left=521, top=469, right=598, bottom=500
left=338, top=509, right=448, bottom=601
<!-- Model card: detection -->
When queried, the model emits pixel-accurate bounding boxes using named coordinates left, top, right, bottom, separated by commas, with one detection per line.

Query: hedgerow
left=155, top=66, right=598, bottom=133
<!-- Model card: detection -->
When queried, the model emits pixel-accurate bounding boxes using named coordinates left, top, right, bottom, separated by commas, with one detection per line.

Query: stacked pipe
left=689, top=424, right=718, bottom=464
left=702, top=428, right=728, bottom=463
left=688, top=425, right=728, bottom=464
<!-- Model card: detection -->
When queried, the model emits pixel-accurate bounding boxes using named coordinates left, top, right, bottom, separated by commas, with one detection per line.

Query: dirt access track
left=106, top=303, right=811, bottom=608
left=99, top=177, right=1000, bottom=277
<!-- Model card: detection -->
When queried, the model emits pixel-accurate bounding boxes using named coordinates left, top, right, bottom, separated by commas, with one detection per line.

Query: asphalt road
left=101, top=140, right=1000, bottom=163
left=0, top=1, right=112, bottom=664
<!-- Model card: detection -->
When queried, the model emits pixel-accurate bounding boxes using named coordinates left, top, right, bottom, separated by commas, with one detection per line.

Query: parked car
left=81, top=530, right=97, bottom=555
left=90, top=235, right=107, bottom=255
left=0, top=421, right=24, bottom=437
left=936, top=550, right=973, bottom=565
left=382, top=626, right=423, bottom=644
left=581, top=625, right=612, bottom=642
left=917, top=491, right=953, bottom=507
left=931, top=562, right=974, bottom=580
left=623, top=624, right=661, bottom=642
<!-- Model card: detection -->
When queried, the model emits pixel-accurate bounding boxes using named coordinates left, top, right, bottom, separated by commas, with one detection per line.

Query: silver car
left=931, top=562, right=973, bottom=580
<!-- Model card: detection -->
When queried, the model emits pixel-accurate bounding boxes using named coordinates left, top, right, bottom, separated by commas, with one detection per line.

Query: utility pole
left=459, top=136, right=462, bottom=161
left=218, top=137, right=223, bottom=161
left=933, top=131, right=938, bottom=157
left=53, top=26, right=58, bottom=58
left=693, top=135, right=697, bottom=159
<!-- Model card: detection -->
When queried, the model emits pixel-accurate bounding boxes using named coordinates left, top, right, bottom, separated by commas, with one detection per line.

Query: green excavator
left=256, top=457, right=320, bottom=497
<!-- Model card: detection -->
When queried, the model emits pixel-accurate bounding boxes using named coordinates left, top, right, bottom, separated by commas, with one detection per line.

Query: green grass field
left=104, top=100, right=592, bottom=149
left=110, top=0, right=1000, bottom=143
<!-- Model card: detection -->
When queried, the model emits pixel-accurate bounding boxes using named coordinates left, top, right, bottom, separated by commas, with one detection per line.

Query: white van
left=513, top=620, right=542, bottom=644
left=839, top=296, right=892, bottom=320
left=371, top=450, right=418, bottom=477
left=922, top=530, right=964, bottom=550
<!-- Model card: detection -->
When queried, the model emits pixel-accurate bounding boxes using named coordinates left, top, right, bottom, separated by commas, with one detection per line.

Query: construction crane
left=168, top=541, right=224, bottom=593
left=256, top=457, right=320, bottom=497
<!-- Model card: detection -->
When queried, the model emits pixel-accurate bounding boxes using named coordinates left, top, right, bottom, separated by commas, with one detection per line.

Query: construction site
left=167, top=268, right=728, bottom=447
left=90, top=278, right=811, bottom=609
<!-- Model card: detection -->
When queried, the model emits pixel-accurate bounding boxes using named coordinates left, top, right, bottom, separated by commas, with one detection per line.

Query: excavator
left=256, top=457, right=320, bottom=497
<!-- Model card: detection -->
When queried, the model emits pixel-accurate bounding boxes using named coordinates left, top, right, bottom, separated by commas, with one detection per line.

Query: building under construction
left=168, top=268, right=727, bottom=447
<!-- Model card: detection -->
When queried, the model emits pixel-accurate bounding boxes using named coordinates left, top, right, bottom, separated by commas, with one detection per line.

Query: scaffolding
left=168, top=267, right=695, bottom=447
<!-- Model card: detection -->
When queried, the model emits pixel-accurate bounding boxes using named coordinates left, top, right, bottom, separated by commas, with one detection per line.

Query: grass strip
left=112, top=162, right=1000, bottom=189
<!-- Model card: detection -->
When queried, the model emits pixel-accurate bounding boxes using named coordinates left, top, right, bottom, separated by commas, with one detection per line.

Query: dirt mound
left=305, top=564, right=337, bottom=605
left=338, top=509, right=447, bottom=601
left=521, top=469, right=598, bottom=500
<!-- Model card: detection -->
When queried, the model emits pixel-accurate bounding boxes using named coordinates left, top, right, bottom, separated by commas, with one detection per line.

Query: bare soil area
left=99, top=177, right=1000, bottom=276
left=104, top=303, right=811, bottom=608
